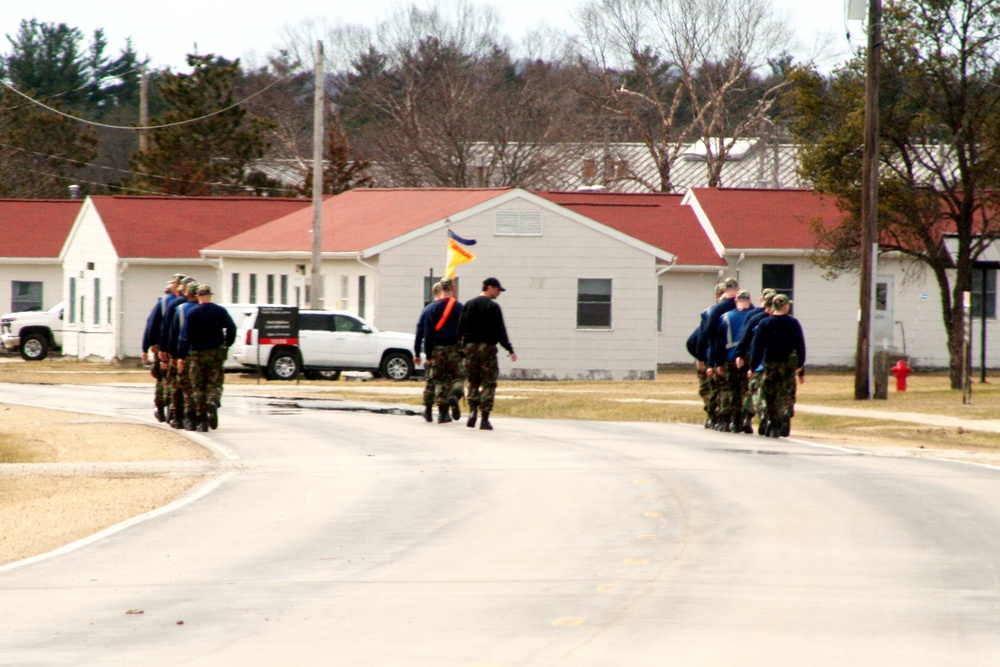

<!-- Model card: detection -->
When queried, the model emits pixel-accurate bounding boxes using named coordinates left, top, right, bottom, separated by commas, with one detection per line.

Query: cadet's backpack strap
left=435, top=298, right=456, bottom=332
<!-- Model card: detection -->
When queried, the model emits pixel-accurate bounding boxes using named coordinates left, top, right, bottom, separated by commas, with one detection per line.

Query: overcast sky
left=1, top=0, right=856, bottom=72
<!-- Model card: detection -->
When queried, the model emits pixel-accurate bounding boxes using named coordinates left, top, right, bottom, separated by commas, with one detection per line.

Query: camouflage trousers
left=177, top=359, right=195, bottom=416
left=151, top=354, right=169, bottom=407
left=166, top=359, right=183, bottom=414
left=718, top=361, right=749, bottom=420
left=188, top=347, right=227, bottom=416
left=422, top=360, right=435, bottom=406
left=707, top=372, right=725, bottom=421
left=464, top=342, right=499, bottom=413
left=430, top=345, right=463, bottom=407
left=697, top=367, right=711, bottom=416
left=760, top=363, right=797, bottom=424
left=745, top=372, right=763, bottom=416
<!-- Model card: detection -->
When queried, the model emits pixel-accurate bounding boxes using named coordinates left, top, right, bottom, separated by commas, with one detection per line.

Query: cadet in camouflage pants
left=463, top=342, right=500, bottom=414
left=431, top=345, right=463, bottom=410
left=188, top=347, right=227, bottom=422
left=760, top=364, right=797, bottom=435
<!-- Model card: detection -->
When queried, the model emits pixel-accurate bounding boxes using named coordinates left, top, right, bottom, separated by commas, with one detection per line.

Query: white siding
left=60, top=202, right=119, bottom=359
left=375, top=196, right=660, bottom=380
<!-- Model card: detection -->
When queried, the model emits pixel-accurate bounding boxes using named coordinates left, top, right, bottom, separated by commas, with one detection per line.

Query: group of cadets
left=414, top=276, right=517, bottom=431
left=689, top=277, right=806, bottom=438
left=141, top=274, right=237, bottom=432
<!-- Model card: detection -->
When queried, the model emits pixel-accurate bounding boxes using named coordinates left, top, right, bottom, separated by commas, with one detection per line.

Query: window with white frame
left=577, top=278, right=612, bottom=328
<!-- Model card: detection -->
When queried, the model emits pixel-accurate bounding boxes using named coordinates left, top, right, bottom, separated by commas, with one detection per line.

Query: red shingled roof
left=686, top=188, right=843, bottom=249
left=205, top=188, right=513, bottom=253
left=88, top=196, right=312, bottom=259
left=536, top=191, right=724, bottom=266
left=0, top=200, right=82, bottom=258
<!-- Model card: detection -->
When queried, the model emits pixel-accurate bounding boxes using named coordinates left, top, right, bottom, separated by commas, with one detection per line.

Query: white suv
left=234, top=308, right=416, bottom=381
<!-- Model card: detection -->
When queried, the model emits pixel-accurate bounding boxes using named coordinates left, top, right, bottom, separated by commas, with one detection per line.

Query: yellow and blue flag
left=445, top=230, right=477, bottom=278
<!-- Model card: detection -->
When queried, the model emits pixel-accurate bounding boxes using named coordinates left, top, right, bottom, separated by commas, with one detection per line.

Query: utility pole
left=855, top=0, right=882, bottom=400
left=310, top=40, right=325, bottom=310
left=139, top=66, right=149, bottom=152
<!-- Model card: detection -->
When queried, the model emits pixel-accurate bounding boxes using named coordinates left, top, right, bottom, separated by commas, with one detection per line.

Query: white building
left=58, top=196, right=311, bottom=359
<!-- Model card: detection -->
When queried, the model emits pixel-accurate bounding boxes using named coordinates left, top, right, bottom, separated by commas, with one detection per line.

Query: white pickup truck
left=0, top=302, right=65, bottom=360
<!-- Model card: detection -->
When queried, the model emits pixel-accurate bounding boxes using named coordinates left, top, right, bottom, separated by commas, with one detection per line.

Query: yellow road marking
left=638, top=534, right=659, bottom=540
left=553, top=617, right=586, bottom=627
left=644, top=512, right=664, bottom=518
left=623, top=558, right=649, bottom=565
left=596, top=583, right=621, bottom=592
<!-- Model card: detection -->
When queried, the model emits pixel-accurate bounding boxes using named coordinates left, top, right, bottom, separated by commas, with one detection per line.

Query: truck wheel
left=379, top=351, right=413, bottom=381
left=20, top=333, right=49, bottom=361
left=268, top=349, right=300, bottom=380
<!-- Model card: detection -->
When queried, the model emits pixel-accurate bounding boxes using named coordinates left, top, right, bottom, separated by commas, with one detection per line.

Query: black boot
left=196, top=414, right=209, bottom=432
left=449, top=396, right=461, bottom=421
left=742, top=413, right=754, bottom=434
left=154, top=404, right=166, bottom=423
left=183, top=415, right=196, bottom=431
left=423, top=403, right=433, bottom=423
left=437, top=405, right=452, bottom=424
left=208, top=402, right=219, bottom=430
left=479, top=411, right=493, bottom=430
left=169, top=404, right=183, bottom=429
left=466, top=404, right=478, bottom=428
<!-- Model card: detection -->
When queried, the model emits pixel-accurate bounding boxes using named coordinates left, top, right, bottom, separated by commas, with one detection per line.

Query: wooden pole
left=139, top=66, right=149, bottom=153
left=855, top=0, right=882, bottom=400
left=310, top=41, right=325, bottom=310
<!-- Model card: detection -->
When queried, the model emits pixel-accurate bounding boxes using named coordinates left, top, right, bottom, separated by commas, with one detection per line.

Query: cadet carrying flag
left=445, top=229, right=477, bottom=278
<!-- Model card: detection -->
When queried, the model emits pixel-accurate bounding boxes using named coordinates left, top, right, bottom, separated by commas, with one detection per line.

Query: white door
left=330, top=314, right=377, bottom=367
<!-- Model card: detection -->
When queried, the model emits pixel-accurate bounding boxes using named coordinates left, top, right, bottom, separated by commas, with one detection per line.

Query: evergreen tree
left=128, top=55, right=275, bottom=195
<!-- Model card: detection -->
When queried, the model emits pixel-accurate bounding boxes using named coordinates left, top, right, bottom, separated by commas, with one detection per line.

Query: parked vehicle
left=0, top=302, right=64, bottom=361
left=234, top=308, right=416, bottom=381
left=221, top=304, right=258, bottom=371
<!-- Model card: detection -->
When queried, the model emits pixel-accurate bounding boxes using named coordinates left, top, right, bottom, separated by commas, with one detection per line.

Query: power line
left=0, top=69, right=296, bottom=131
left=0, top=68, right=144, bottom=112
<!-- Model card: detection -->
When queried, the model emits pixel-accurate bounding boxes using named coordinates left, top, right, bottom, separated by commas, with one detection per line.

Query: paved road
left=3, top=383, right=1000, bottom=666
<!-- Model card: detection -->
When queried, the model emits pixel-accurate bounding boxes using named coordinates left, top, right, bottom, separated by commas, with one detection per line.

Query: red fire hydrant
left=890, top=359, right=912, bottom=392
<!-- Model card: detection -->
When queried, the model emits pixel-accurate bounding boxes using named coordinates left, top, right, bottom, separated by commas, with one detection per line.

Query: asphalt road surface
left=3, top=383, right=1000, bottom=666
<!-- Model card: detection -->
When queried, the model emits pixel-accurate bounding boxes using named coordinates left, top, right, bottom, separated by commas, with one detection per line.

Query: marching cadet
left=735, top=289, right=776, bottom=433
left=416, top=277, right=464, bottom=424
left=159, top=276, right=195, bottom=428
left=168, top=281, right=201, bottom=430
left=414, top=281, right=443, bottom=422
left=714, top=289, right=754, bottom=432
left=178, top=285, right=237, bottom=432
left=698, top=277, right=739, bottom=429
left=458, top=277, right=516, bottom=431
left=690, top=283, right=725, bottom=428
left=748, top=294, right=806, bottom=438
left=142, top=275, right=183, bottom=422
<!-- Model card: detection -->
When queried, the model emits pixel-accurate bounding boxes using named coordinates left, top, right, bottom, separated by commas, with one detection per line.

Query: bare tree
left=575, top=0, right=791, bottom=191
left=274, top=1, right=594, bottom=189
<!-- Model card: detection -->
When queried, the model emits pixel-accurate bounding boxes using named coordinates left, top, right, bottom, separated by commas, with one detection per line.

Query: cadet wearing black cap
left=458, top=277, right=516, bottom=430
